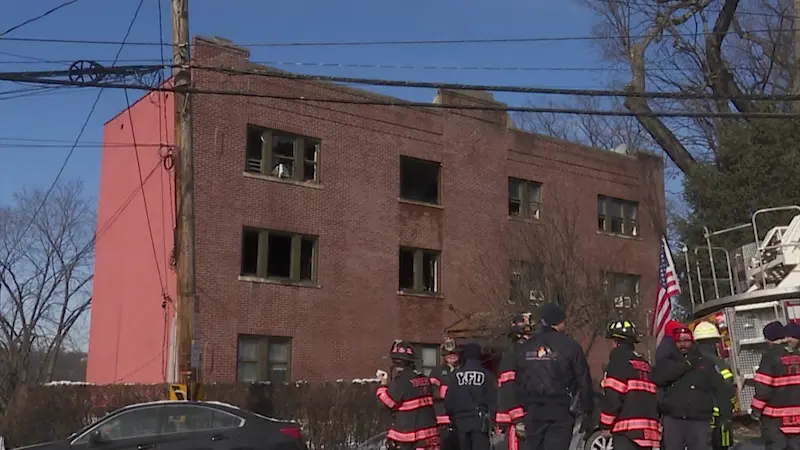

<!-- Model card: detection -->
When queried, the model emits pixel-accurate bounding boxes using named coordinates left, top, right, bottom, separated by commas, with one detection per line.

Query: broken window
left=597, top=196, right=638, bottom=236
left=398, top=247, right=441, bottom=293
left=245, top=125, right=320, bottom=182
left=240, top=228, right=318, bottom=282
left=237, top=335, right=292, bottom=383
left=604, top=272, right=641, bottom=309
left=508, top=178, right=542, bottom=219
left=400, top=156, right=441, bottom=205
left=509, top=260, right=544, bottom=305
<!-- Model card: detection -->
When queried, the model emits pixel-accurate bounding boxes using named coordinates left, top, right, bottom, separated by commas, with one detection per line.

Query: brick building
left=85, top=36, right=665, bottom=384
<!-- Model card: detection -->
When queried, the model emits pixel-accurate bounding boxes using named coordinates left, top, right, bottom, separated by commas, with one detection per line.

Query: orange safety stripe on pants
left=508, top=426, right=519, bottom=450
left=387, top=426, right=439, bottom=443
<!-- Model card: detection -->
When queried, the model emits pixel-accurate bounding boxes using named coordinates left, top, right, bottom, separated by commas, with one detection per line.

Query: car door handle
left=138, top=444, right=156, bottom=450
left=211, top=434, right=227, bottom=441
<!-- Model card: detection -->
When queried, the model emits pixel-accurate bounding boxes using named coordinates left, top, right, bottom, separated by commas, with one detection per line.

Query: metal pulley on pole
left=172, top=0, right=201, bottom=400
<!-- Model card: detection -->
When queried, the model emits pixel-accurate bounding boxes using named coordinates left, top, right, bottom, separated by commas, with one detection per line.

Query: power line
left=0, top=27, right=790, bottom=47
left=0, top=0, right=82, bottom=37
left=6, top=0, right=147, bottom=260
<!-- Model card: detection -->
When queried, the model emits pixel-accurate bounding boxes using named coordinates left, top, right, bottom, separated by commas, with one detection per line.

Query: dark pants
left=663, top=416, right=711, bottom=450
left=613, top=435, right=648, bottom=450
left=456, top=430, right=491, bottom=450
left=440, top=426, right=459, bottom=450
left=761, top=421, right=800, bottom=450
left=523, top=417, right=574, bottom=450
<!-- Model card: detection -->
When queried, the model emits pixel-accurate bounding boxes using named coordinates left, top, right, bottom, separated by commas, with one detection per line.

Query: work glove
left=514, top=422, right=526, bottom=439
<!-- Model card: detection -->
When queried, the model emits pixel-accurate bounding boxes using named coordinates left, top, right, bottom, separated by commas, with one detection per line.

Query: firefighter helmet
left=440, top=337, right=458, bottom=355
left=605, top=319, right=640, bottom=343
left=389, top=339, right=416, bottom=362
left=693, top=322, right=722, bottom=341
left=509, top=312, right=533, bottom=336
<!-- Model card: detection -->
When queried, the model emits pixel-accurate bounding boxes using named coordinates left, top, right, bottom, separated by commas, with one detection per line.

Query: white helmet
left=693, top=322, right=722, bottom=341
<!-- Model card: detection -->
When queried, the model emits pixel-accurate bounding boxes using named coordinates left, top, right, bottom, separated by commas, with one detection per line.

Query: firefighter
left=751, top=321, right=800, bottom=450
left=430, top=337, right=460, bottom=450
left=651, top=325, right=731, bottom=450
left=692, top=322, right=735, bottom=450
left=496, top=313, right=533, bottom=450
left=444, top=342, right=497, bottom=450
left=376, top=340, right=440, bottom=450
left=512, top=303, right=594, bottom=450
left=599, top=320, right=660, bottom=450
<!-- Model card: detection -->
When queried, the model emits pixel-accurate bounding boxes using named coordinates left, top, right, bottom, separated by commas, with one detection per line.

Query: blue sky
left=0, top=0, right=620, bottom=203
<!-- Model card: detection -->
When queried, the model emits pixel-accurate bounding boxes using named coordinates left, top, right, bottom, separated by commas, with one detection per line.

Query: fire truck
left=685, top=206, right=800, bottom=416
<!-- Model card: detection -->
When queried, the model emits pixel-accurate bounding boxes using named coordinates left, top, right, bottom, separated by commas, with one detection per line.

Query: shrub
left=0, top=381, right=389, bottom=449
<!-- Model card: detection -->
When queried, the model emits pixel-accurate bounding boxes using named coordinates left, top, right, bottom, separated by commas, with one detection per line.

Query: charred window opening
left=603, top=272, right=641, bottom=309
left=400, top=156, right=441, bottom=205
left=399, top=247, right=441, bottom=294
left=245, top=125, right=320, bottom=182
left=509, top=260, right=544, bottom=305
left=237, top=335, right=292, bottom=383
left=508, top=178, right=542, bottom=219
left=240, top=228, right=318, bottom=283
left=598, top=196, right=638, bottom=237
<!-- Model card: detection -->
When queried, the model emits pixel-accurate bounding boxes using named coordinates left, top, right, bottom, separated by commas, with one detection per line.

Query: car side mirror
left=88, top=430, right=107, bottom=446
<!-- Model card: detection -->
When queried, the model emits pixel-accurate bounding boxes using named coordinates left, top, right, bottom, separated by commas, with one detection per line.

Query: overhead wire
left=5, top=0, right=147, bottom=259
left=0, top=0, right=82, bottom=37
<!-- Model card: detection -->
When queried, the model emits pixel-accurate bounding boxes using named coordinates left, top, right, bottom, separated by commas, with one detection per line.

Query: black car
left=15, top=401, right=307, bottom=450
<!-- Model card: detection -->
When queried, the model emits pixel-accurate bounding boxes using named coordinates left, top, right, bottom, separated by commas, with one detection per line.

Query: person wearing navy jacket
left=444, top=342, right=497, bottom=450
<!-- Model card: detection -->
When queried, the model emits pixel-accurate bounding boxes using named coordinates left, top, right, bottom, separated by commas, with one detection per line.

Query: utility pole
left=171, top=0, right=201, bottom=400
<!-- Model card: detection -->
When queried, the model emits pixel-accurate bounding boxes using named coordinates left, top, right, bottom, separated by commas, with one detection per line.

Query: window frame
left=399, top=155, right=442, bottom=205
left=240, top=228, right=318, bottom=283
left=597, top=195, right=639, bottom=237
left=398, top=247, right=442, bottom=294
left=603, top=272, right=641, bottom=309
left=508, top=178, right=542, bottom=220
left=509, top=259, right=545, bottom=304
left=236, top=335, right=293, bottom=383
left=160, top=404, right=246, bottom=434
left=413, top=343, right=441, bottom=376
left=245, top=125, right=321, bottom=183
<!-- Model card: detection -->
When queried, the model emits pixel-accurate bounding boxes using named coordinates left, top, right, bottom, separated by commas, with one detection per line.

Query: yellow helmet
left=693, top=322, right=721, bottom=341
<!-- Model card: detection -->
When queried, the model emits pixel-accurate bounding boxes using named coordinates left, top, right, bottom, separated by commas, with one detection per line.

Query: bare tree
left=0, top=180, right=94, bottom=411
left=473, top=203, right=637, bottom=356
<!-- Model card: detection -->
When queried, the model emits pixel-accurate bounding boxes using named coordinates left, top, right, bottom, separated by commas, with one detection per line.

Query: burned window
left=604, top=272, right=641, bottom=309
left=597, top=196, right=638, bottom=236
left=400, top=156, right=441, bottom=205
left=508, top=178, right=542, bottom=219
left=509, top=260, right=544, bottom=305
left=240, top=228, right=318, bottom=283
left=399, top=247, right=441, bottom=294
left=245, top=125, right=320, bottom=182
left=237, top=335, right=292, bottom=383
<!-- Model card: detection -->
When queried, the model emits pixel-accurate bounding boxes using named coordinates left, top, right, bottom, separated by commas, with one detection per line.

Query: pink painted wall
left=86, top=88, right=176, bottom=384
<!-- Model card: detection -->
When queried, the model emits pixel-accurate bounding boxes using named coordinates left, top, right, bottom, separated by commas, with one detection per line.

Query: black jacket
left=512, top=328, right=593, bottom=420
left=444, top=356, right=497, bottom=430
left=496, top=343, right=524, bottom=426
left=600, top=343, right=660, bottom=447
left=430, top=363, right=457, bottom=426
left=377, top=367, right=440, bottom=446
left=696, top=343, right=736, bottom=413
left=752, top=345, right=800, bottom=434
left=651, top=347, right=732, bottom=421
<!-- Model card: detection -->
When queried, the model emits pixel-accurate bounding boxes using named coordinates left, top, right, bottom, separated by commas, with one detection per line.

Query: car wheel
left=584, top=431, right=613, bottom=450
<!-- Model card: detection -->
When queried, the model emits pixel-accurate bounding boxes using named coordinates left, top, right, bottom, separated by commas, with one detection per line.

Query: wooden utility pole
left=172, top=0, right=200, bottom=398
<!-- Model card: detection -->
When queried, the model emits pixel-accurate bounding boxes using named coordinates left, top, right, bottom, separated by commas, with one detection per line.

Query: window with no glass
left=240, top=228, right=317, bottom=283
left=400, top=156, right=441, bottom=205
left=509, top=259, right=545, bottom=304
left=237, top=335, right=292, bottom=383
left=245, top=125, right=320, bottom=182
left=508, top=178, right=542, bottom=219
left=597, top=195, right=639, bottom=237
left=604, top=272, right=641, bottom=309
left=399, top=247, right=441, bottom=294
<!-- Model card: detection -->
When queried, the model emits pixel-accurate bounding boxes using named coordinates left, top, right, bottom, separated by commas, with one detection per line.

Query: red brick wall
left=185, top=36, right=665, bottom=382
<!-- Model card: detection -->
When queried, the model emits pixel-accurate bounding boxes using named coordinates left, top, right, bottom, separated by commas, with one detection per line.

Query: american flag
left=652, top=236, right=681, bottom=345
